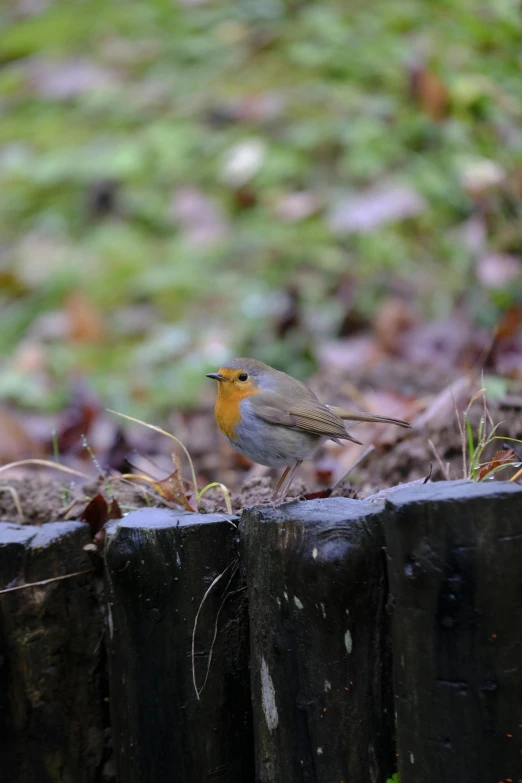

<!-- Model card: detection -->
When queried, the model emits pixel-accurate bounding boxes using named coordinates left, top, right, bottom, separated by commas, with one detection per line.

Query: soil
left=353, top=397, right=522, bottom=490
left=0, top=476, right=75, bottom=525
left=1, top=363, right=521, bottom=525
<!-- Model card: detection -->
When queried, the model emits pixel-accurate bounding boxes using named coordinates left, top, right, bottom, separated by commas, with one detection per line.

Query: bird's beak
left=206, top=372, right=225, bottom=381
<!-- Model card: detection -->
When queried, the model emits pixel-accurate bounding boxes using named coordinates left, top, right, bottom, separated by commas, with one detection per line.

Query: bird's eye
left=238, top=373, right=248, bottom=382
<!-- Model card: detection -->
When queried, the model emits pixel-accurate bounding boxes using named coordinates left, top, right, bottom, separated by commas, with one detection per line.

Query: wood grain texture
left=241, top=497, right=395, bottom=783
left=105, top=508, right=254, bottom=783
left=0, top=521, right=105, bottom=783
left=384, top=480, right=522, bottom=783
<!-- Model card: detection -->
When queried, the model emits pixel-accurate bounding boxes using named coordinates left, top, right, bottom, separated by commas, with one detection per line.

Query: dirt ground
left=1, top=359, right=521, bottom=524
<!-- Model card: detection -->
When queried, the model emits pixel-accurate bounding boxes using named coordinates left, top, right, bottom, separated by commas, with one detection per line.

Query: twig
left=0, top=485, right=25, bottom=524
left=198, top=564, right=239, bottom=697
left=192, top=561, right=234, bottom=700
left=0, top=568, right=94, bottom=595
left=0, top=460, right=90, bottom=479
left=427, top=439, right=449, bottom=481
left=330, top=445, right=375, bottom=491
left=107, top=409, right=200, bottom=510
left=450, top=386, right=467, bottom=479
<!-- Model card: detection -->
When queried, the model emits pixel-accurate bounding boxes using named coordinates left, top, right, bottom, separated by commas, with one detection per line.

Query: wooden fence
left=1, top=479, right=521, bottom=783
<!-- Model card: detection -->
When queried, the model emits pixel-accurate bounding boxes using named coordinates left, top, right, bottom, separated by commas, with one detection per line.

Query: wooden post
left=105, top=508, right=254, bottom=783
left=0, top=521, right=105, bottom=783
left=241, top=497, right=395, bottom=783
left=385, top=480, right=522, bottom=783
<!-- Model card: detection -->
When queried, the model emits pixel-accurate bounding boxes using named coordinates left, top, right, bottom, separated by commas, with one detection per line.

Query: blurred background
left=1, top=0, right=521, bottom=501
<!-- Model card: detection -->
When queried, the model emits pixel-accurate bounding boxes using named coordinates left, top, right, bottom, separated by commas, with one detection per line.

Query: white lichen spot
left=320, top=603, right=327, bottom=619
left=312, top=547, right=318, bottom=559
left=345, top=608, right=350, bottom=615
left=107, top=604, right=113, bottom=640
left=344, top=629, right=353, bottom=654
left=294, top=596, right=304, bottom=610
left=175, top=551, right=181, bottom=567
left=276, top=597, right=281, bottom=607
left=410, top=753, right=414, bottom=764
left=261, top=658, right=278, bottom=731
left=283, top=590, right=289, bottom=601
left=324, top=680, right=331, bottom=692
left=317, top=747, right=323, bottom=755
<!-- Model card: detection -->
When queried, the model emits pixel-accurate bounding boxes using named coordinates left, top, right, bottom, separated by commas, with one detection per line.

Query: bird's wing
left=328, top=406, right=411, bottom=428
left=250, top=393, right=362, bottom=445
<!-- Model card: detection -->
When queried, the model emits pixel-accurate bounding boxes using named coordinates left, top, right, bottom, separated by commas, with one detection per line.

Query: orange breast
left=214, top=380, right=260, bottom=440
left=215, top=395, right=242, bottom=440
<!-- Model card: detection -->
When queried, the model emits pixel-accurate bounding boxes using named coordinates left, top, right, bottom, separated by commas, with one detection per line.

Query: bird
left=206, top=358, right=411, bottom=502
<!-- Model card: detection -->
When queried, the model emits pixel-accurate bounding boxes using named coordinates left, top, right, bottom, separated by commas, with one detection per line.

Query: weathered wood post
left=0, top=521, right=105, bottom=783
left=105, top=508, right=254, bottom=783
left=241, top=497, right=395, bottom=783
left=384, top=480, right=522, bottom=783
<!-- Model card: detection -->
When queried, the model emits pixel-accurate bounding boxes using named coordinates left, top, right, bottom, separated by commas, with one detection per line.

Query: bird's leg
left=272, top=461, right=302, bottom=503
left=271, top=466, right=290, bottom=501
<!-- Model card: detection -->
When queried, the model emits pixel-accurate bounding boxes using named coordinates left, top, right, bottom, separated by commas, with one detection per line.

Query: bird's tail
left=329, top=406, right=411, bottom=429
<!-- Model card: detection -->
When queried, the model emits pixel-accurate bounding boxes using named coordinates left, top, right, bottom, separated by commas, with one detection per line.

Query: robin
left=207, top=358, right=411, bottom=501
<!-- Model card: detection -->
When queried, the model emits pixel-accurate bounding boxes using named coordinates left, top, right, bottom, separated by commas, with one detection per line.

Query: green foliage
left=386, top=774, right=399, bottom=783
left=461, top=388, right=522, bottom=481
left=1, top=0, right=522, bottom=413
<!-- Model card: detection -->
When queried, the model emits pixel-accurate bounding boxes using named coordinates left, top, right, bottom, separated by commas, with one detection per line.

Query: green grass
left=1, top=0, right=521, bottom=416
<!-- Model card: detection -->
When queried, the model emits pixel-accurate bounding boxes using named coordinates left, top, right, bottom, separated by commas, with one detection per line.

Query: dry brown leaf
left=0, top=405, right=43, bottom=462
left=65, top=291, right=105, bottom=343
left=374, top=297, right=416, bottom=354
left=153, top=470, right=194, bottom=511
left=410, top=64, right=448, bottom=121
left=478, top=448, right=517, bottom=481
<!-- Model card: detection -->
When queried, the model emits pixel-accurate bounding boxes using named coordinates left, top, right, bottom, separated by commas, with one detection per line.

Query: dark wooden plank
left=0, top=521, right=105, bottom=783
left=105, top=508, right=253, bottom=783
left=241, top=497, right=395, bottom=783
left=385, top=479, right=522, bottom=783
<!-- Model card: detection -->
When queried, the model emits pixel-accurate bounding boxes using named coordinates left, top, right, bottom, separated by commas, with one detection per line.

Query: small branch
left=0, top=485, right=25, bottom=524
left=0, top=568, right=94, bottom=595
left=331, top=445, right=375, bottom=491
left=427, top=439, right=449, bottom=481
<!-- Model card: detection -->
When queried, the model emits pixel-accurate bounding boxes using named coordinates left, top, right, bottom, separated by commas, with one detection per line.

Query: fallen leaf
left=13, top=0, right=50, bottom=18
left=26, top=57, right=120, bottom=99
left=412, top=377, right=477, bottom=431
left=54, top=383, right=101, bottom=453
left=327, top=184, right=426, bottom=234
left=459, top=216, right=487, bottom=255
left=153, top=469, right=194, bottom=511
left=66, top=291, right=106, bottom=343
left=494, top=306, right=522, bottom=340
left=80, top=494, right=109, bottom=536
left=168, top=187, right=228, bottom=247
left=303, top=488, right=332, bottom=500
left=409, top=62, right=448, bottom=121
left=476, top=254, right=521, bottom=289
left=220, top=139, right=266, bottom=187
left=400, top=317, right=489, bottom=370
left=210, top=92, right=284, bottom=125
left=459, top=158, right=505, bottom=197
left=478, top=448, right=517, bottom=481
left=374, top=297, right=416, bottom=353
left=274, top=191, right=321, bottom=222
left=318, top=336, right=382, bottom=373
left=493, top=335, right=522, bottom=379
left=0, top=405, right=43, bottom=462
